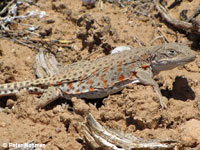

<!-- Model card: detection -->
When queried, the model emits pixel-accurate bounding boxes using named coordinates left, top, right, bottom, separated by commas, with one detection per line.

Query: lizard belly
left=62, top=77, right=139, bottom=100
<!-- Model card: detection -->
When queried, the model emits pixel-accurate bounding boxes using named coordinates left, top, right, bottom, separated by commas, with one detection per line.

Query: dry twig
left=82, top=113, right=180, bottom=150
left=154, top=0, right=200, bottom=34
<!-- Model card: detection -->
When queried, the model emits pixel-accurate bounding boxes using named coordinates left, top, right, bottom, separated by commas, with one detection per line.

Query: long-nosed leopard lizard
left=0, top=43, right=196, bottom=109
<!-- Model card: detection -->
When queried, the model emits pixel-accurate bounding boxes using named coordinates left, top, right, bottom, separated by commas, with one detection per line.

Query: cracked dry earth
left=0, top=0, right=200, bottom=150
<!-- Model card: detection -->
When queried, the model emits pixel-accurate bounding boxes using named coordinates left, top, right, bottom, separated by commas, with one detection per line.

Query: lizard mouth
left=177, top=55, right=196, bottom=65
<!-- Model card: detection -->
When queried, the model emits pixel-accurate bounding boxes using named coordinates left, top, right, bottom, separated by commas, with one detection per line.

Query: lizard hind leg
left=35, top=86, right=63, bottom=109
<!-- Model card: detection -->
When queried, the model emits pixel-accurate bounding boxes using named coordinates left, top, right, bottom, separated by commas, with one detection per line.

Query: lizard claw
left=160, top=96, right=168, bottom=109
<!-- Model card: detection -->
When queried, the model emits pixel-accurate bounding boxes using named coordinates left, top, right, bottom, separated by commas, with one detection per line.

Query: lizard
left=0, top=43, right=196, bottom=109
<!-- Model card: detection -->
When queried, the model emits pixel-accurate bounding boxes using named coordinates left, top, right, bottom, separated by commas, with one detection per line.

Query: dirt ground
left=0, top=0, right=200, bottom=149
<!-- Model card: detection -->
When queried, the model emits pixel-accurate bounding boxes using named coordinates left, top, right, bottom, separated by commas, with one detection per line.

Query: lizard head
left=151, top=43, right=197, bottom=74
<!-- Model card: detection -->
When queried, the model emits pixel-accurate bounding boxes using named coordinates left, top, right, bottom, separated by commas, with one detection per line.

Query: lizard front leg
left=35, top=86, right=63, bottom=109
left=135, top=70, right=167, bottom=109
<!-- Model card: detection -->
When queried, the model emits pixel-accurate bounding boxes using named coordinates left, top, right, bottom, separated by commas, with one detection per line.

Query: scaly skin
left=0, top=43, right=196, bottom=109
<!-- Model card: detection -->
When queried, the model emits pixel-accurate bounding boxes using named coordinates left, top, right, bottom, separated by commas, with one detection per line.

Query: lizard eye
left=168, top=50, right=177, bottom=56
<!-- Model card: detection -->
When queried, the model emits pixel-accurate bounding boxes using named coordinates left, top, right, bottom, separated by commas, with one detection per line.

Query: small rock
left=6, top=99, right=15, bottom=108
left=39, top=27, right=52, bottom=37
left=44, top=19, right=55, bottom=24
left=52, top=105, right=63, bottom=114
left=82, top=0, right=96, bottom=8
left=0, top=121, right=6, bottom=127
left=59, top=3, right=66, bottom=9
left=179, top=119, right=200, bottom=146
left=72, top=97, right=90, bottom=116
left=60, top=112, right=71, bottom=125
left=196, top=60, right=200, bottom=68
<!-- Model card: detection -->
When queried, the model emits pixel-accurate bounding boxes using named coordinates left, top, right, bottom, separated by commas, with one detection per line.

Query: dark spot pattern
left=14, top=83, right=18, bottom=88
left=25, top=82, right=30, bottom=85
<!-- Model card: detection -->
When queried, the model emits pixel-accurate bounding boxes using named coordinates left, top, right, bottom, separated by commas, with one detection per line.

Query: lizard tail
left=0, top=80, right=32, bottom=96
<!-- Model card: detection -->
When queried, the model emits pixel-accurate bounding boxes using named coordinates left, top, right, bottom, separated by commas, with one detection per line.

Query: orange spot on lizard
left=119, top=74, right=125, bottom=81
left=130, top=72, right=136, bottom=79
left=142, top=54, right=146, bottom=60
left=81, top=75, right=85, bottom=80
left=69, top=83, right=73, bottom=90
left=142, top=64, right=149, bottom=70
left=78, top=75, right=85, bottom=85
left=90, top=87, right=95, bottom=91
left=103, top=66, right=110, bottom=72
left=93, top=70, right=97, bottom=75
left=100, top=74, right=107, bottom=88
left=118, top=61, right=123, bottom=72
left=88, top=80, right=95, bottom=91
left=57, top=81, right=63, bottom=85
left=89, top=80, right=93, bottom=85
